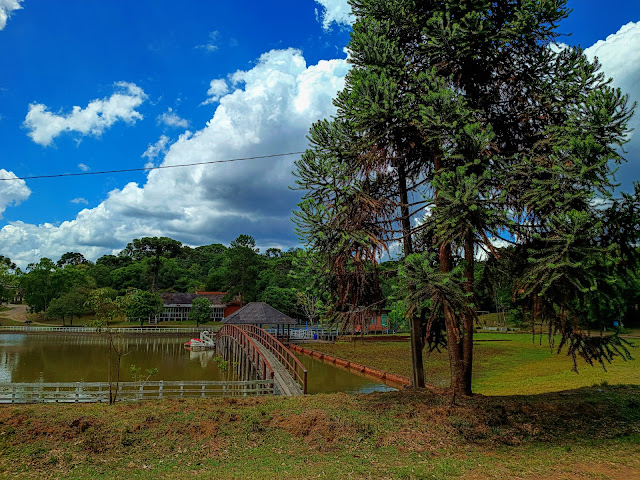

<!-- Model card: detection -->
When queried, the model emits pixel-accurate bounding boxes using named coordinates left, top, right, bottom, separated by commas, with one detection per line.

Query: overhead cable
left=0, top=151, right=306, bottom=181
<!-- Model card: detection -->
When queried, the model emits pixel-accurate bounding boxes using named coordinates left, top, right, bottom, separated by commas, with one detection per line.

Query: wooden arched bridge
left=215, top=325, right=307, bottom=396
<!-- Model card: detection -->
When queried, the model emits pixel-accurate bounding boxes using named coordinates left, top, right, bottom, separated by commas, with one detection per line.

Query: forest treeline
left=1, top=235, right=310, bottom=323
left=1, top=234, right=639, bottom=329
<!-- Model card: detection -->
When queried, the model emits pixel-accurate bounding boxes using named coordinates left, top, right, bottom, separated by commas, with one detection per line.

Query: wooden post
left=159, top=380, right=163, bottom=399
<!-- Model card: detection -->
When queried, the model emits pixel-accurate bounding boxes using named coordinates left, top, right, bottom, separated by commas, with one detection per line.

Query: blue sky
left=0, top=0, right=639, bottom=267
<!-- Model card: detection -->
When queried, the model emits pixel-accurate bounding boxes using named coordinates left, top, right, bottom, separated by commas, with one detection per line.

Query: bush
left=507, top=309, right=524, bottom=328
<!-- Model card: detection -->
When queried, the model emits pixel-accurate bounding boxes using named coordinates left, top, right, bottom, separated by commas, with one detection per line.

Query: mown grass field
left=301, top=332, right=639, bottom=395
left=1, top=309, right=638, bottom=478
left=0, top=387, right=638, bottom=479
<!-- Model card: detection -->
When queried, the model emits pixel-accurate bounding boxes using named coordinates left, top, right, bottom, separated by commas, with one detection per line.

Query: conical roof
left=222, top=302, right=296, bottom=325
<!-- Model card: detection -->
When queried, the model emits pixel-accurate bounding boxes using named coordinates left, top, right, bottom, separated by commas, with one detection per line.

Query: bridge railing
left=0, top=380, right=274, bottom=403
left=216, top=325, right=275, bottom=384
left=239, top=325, right=308, bottom=394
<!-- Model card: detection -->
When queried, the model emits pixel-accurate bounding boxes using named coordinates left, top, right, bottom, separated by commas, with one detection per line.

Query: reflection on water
left=0, top=334, right=236, bottom=383
left=296, top=353, right=396, bottom=394
left=0, top=334, right=397, bottom=395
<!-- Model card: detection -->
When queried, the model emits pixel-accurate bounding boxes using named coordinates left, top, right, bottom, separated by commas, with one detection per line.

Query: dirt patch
left=0, top=304, right=28, bottom=322
left=273, top=408, right=344, bottom=449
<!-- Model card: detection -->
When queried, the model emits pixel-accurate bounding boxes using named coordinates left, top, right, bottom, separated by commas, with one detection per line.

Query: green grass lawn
left=0, top=317, right=29, bottom=327
left=302, top=332, right=639, bottom=395
left=0, top=387, right=638, bottom=479
left=1, top=315, right=638, bottom=478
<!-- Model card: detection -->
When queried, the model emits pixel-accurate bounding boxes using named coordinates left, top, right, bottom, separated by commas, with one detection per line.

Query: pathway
left=253, top=342, right=303, bottom=396
left=0, top=304, right=49, bottom=326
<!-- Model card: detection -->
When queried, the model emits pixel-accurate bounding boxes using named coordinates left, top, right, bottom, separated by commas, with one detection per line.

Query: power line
left=0, top=151, right=306, bottom=181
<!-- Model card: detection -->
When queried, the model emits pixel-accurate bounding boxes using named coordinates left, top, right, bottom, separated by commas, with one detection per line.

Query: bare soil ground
left=0, top=386, right=638, bottom=479
left=0, top=304, right=50, bottom=325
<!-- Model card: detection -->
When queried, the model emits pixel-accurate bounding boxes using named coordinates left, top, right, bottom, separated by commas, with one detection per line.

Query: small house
left=154, top=291, right=241, bottom=323
left=222, top=302, right=297, bottom=341
left=353, top=309, right=392, bottom=334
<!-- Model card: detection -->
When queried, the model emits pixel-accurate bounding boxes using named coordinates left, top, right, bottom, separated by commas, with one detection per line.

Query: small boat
left=184, top=331, right=214, bottom=351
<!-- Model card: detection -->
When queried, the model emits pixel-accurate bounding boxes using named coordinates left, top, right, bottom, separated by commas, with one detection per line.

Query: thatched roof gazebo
left=222, top=302, right=296, bottom=340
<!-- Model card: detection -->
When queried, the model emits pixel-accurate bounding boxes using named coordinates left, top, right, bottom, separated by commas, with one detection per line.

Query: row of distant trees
left=0, top=235, right=328, bottom=325
left=3, top=231, right=639, bottom=331
left=4, top=232, right=637, bottom=331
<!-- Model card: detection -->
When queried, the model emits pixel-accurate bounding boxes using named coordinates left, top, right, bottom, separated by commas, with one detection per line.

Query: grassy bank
left=0, top=387, right=638, bottom=479
left=302, top=332, right=639, bottom=395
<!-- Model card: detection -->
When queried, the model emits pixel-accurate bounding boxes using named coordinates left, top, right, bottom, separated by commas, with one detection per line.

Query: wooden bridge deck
left=215, top=325, right=307, bottom=396
left=254, top=342, right=303, bottom=396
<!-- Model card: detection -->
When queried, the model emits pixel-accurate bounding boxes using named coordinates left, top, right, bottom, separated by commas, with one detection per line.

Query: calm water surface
left=0, top=334, right=235, bottom=383
left=0, top=334, right=395, bottom=394
left=295, top=352, right=396, bottom=394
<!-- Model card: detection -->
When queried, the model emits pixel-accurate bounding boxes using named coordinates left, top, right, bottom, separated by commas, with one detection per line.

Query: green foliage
left=119, top=237, right=183, bottom=292
left=294, top=0, right=637, bottom=394
left=124, top=289, right=164, bottom=326
left=0, top=256, right=19, bottom=303
left=57, top=252, right=89, bottom=268
left=46, top=290, right=89, bottom=326
left=189, top=296, right=213, bottom=327
left=213, top=355, right=229, bottom=371
left=86, top=287, right=121, bottom=325
left=224, top=235, right=262, bottom=303
left=259, top=286, right=299, bottom=317
left=20, top=258, right=60, bottom=313
left=129, top=364, right=159, bottom=382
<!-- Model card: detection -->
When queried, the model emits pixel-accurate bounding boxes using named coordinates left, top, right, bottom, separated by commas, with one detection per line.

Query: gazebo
left=222, top=302, right=296, bottom=341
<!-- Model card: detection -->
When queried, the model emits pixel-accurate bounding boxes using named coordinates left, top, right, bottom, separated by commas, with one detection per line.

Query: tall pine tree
left=295, top=0, right=635, bottom=396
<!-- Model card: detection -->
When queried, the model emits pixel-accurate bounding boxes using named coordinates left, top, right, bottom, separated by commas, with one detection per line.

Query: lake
left=0, top=334, right=395, bottom=394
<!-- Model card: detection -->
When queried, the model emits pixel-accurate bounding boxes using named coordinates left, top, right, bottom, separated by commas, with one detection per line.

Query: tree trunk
left=439, top=242, right=462, bottom=395
left=108, top=341, right=113, bottom=404
left=399, top=162, right=425, bottom=388
left=460, top=232, right=475, bottom=396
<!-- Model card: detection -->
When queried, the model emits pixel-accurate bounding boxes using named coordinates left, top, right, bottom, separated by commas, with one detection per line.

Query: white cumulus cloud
left=585, top=22, right=640, bottom=136
left=584, top=21, right=640, bottom=188
left=1, top=49, right=350, bottom=267
left=314, top=0, right=354, bottom=30
left=71, top=198, right=88, bottom=205
left=77, top=163, right=90, bottom=172
left=24, top=82, right=147, bottom=146
left=202, top=79, right=230, bottom=105
left=0, top=169, right=30, bottom=219
left=142, top=135, right=170, bottom=162
left=157, top=108, right=189, bottom=128
left=0, top=0, right=23, bottom=31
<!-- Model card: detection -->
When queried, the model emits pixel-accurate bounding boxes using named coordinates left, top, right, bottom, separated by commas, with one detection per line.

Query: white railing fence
left=0, top=326, right=218, bottom=334
left=0, top=379, right=274, bottom=403
left=0, top=324, right=340, bottom=338
left=264, top=326, right=341, bottom=340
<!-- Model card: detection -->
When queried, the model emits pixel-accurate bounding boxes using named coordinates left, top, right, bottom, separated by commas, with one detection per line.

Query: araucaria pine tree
left=294, top=0, right=636, bottom=396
